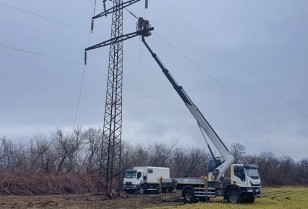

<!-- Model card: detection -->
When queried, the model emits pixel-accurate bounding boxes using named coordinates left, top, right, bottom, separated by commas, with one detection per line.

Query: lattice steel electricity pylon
left=101, top=0, right=123, bottom=195
left=85, top=0, right=142, bottom=195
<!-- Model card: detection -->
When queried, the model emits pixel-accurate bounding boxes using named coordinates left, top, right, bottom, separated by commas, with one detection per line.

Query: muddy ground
left=0, top=192, right=185, bottom=209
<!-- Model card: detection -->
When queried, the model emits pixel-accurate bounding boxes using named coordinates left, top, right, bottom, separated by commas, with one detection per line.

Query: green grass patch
left=145, top=187, right=308, bottom=209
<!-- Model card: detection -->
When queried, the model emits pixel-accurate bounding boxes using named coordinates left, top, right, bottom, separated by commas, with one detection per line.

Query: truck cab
left=231, top=164, right=261, bottom=192
left=123, top=169, right=145, bottom=192
left=123, top=166, right=171, bottom=194
left=219, top=164, right=261, bottom=203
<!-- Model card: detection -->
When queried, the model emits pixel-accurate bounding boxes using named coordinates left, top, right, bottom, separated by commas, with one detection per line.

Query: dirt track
left=0, top=192, right=184, bottom=209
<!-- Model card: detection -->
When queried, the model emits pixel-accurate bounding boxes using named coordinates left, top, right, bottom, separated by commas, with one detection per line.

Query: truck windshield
left=246, top=168, right=260, bottom=179
left=124, top=171, right=137, bottom=179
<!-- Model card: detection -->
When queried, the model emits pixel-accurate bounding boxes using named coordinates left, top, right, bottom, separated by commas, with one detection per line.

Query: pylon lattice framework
left=100, top=0, right=123, bottom=194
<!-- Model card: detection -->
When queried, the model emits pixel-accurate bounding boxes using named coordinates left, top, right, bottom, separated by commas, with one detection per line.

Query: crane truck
left=123, top=19, right=261, bottom=204
left=85, top=17, right=261, bottom=204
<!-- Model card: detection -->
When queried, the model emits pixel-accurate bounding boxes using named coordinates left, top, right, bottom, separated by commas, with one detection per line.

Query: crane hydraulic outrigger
left=85, top=18, right=261, bottom=204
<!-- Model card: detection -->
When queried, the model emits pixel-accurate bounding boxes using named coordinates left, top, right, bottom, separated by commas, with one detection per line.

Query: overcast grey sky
left=0, top=0, right=307, bottom=160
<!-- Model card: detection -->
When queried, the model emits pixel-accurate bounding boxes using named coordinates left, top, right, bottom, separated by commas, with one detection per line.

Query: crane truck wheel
left=138, top=186, right=146, bottom=195
left=243, top=195, right=255, bottom=203
left=227, top=190, right=242, bottom=204
left=183, top=189, right=196, bottom=203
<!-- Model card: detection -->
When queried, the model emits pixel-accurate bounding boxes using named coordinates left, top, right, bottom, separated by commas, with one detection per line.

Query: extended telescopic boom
left=141, top=36, right=234, bottom=180
left=84, top=16, right=234, bottom=180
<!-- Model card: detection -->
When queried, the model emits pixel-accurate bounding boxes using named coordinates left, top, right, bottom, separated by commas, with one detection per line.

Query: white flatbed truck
left=123, top=166, right=175, bottom=194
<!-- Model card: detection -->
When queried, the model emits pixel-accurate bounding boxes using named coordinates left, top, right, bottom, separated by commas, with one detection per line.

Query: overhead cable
left=161, top=0, right=308, bottom=118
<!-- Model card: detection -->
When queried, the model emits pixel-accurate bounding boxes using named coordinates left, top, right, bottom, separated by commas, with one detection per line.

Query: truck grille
left=250, top=182, right=261, bottom=186
left=125, top=182, right=132, bottom=185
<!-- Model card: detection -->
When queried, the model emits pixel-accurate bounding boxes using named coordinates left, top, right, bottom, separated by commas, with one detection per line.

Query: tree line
left=0, top=128, right=307, bottom=195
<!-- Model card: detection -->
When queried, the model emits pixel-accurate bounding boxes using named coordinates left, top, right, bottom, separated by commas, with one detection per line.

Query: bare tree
left=29, top=135, right=55, bottom=174
left=82, top=128, right=102, bottom=173
left=229, top=143, right=245, bottom=164
left=120, top=141, right=135, bottom=171
left=148, top=143, right=175, bottom=167
left=171, top=147, right=188, bottom=177
left=171, top=147, right=208, bottom=177
left=53, top=129, right=83, bottom=173
left=0, top=136, right=25, bottom=171
left=0, top=136, right=13, bottom=168
left=278, top=156, right=294, bottom=178
left=300, top=158, right=308, bottom=168
left=257, top=152, right=277, bottom=183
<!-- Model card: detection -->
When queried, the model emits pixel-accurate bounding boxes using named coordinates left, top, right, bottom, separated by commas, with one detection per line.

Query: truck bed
left=174, top=177, right=205, bottom=185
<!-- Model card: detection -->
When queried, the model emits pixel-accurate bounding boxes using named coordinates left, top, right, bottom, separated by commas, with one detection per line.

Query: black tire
left=227, top=190, right=242, bottom=204
left=183, top=189, right=196, bottom=203
left=139, top=186, right=146, bottom=195
left=243, top=195, right=255, bottom=203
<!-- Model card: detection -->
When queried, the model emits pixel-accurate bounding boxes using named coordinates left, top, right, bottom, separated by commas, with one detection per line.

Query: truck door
left=137, top=171, right=144, bottom=184
left=233, top=166, right=248, bottom=187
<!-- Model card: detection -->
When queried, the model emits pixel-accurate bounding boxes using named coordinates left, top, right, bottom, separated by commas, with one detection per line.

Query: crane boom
left=141, top=37, right=234, bottom=180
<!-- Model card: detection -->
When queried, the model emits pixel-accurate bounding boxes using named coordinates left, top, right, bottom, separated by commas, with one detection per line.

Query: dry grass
left=146, top=187, right=308, bottom=209
left=0, top=187, right=307, bottom=209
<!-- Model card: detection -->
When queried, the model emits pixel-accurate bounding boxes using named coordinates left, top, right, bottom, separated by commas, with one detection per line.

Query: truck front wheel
left=139, top=186, right=146, bottom=195
left=227, top=190, right=242, bottom=204
left=183, top=189, right=196, bottom=203
left=243, top=194, right=255, bottom=203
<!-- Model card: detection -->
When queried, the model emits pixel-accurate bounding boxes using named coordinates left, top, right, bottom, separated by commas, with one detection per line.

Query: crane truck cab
left=207, top=159, right=261, bottom=197
left=224, top=164, right=261, bottom=203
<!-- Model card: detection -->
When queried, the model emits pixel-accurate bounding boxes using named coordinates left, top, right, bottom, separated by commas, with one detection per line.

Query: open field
left=0, top=187, right=307, bottom=209
left=148, top=187, right=308, bottom=209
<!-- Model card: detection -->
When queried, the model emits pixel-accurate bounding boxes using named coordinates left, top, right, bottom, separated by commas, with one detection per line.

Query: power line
left=123, top=60, right=265, bottom=149
left=124, top=7, right=138, bottom=19
left=0, top=12, right=288, bottom=136
left=0, top=42, right=107, bottom=83
left=124, top=52, right=162, bottom=77
left=123, top=49, right=272, bottom=148
left=73, top=0, right=99, bottom=129
left=161, top=0, right=308, bottom=118
left=0, top=2, right=103, bottom=40
left=89, top=50, right=266, bottom=143
left=0, top=41, right=267, bottom=148
left=152, top=32, right=286, bottom=128
left=196, top=97, right=271, bottom=135
left=0, top=42, right=153, bottom=79
left=3, top=0, right=306, bottom=125
left=0, top=1, right=296, bottom=142
left=0, top=43, right=83, bottom=65
left=0, top=2, right=88, bottom=32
